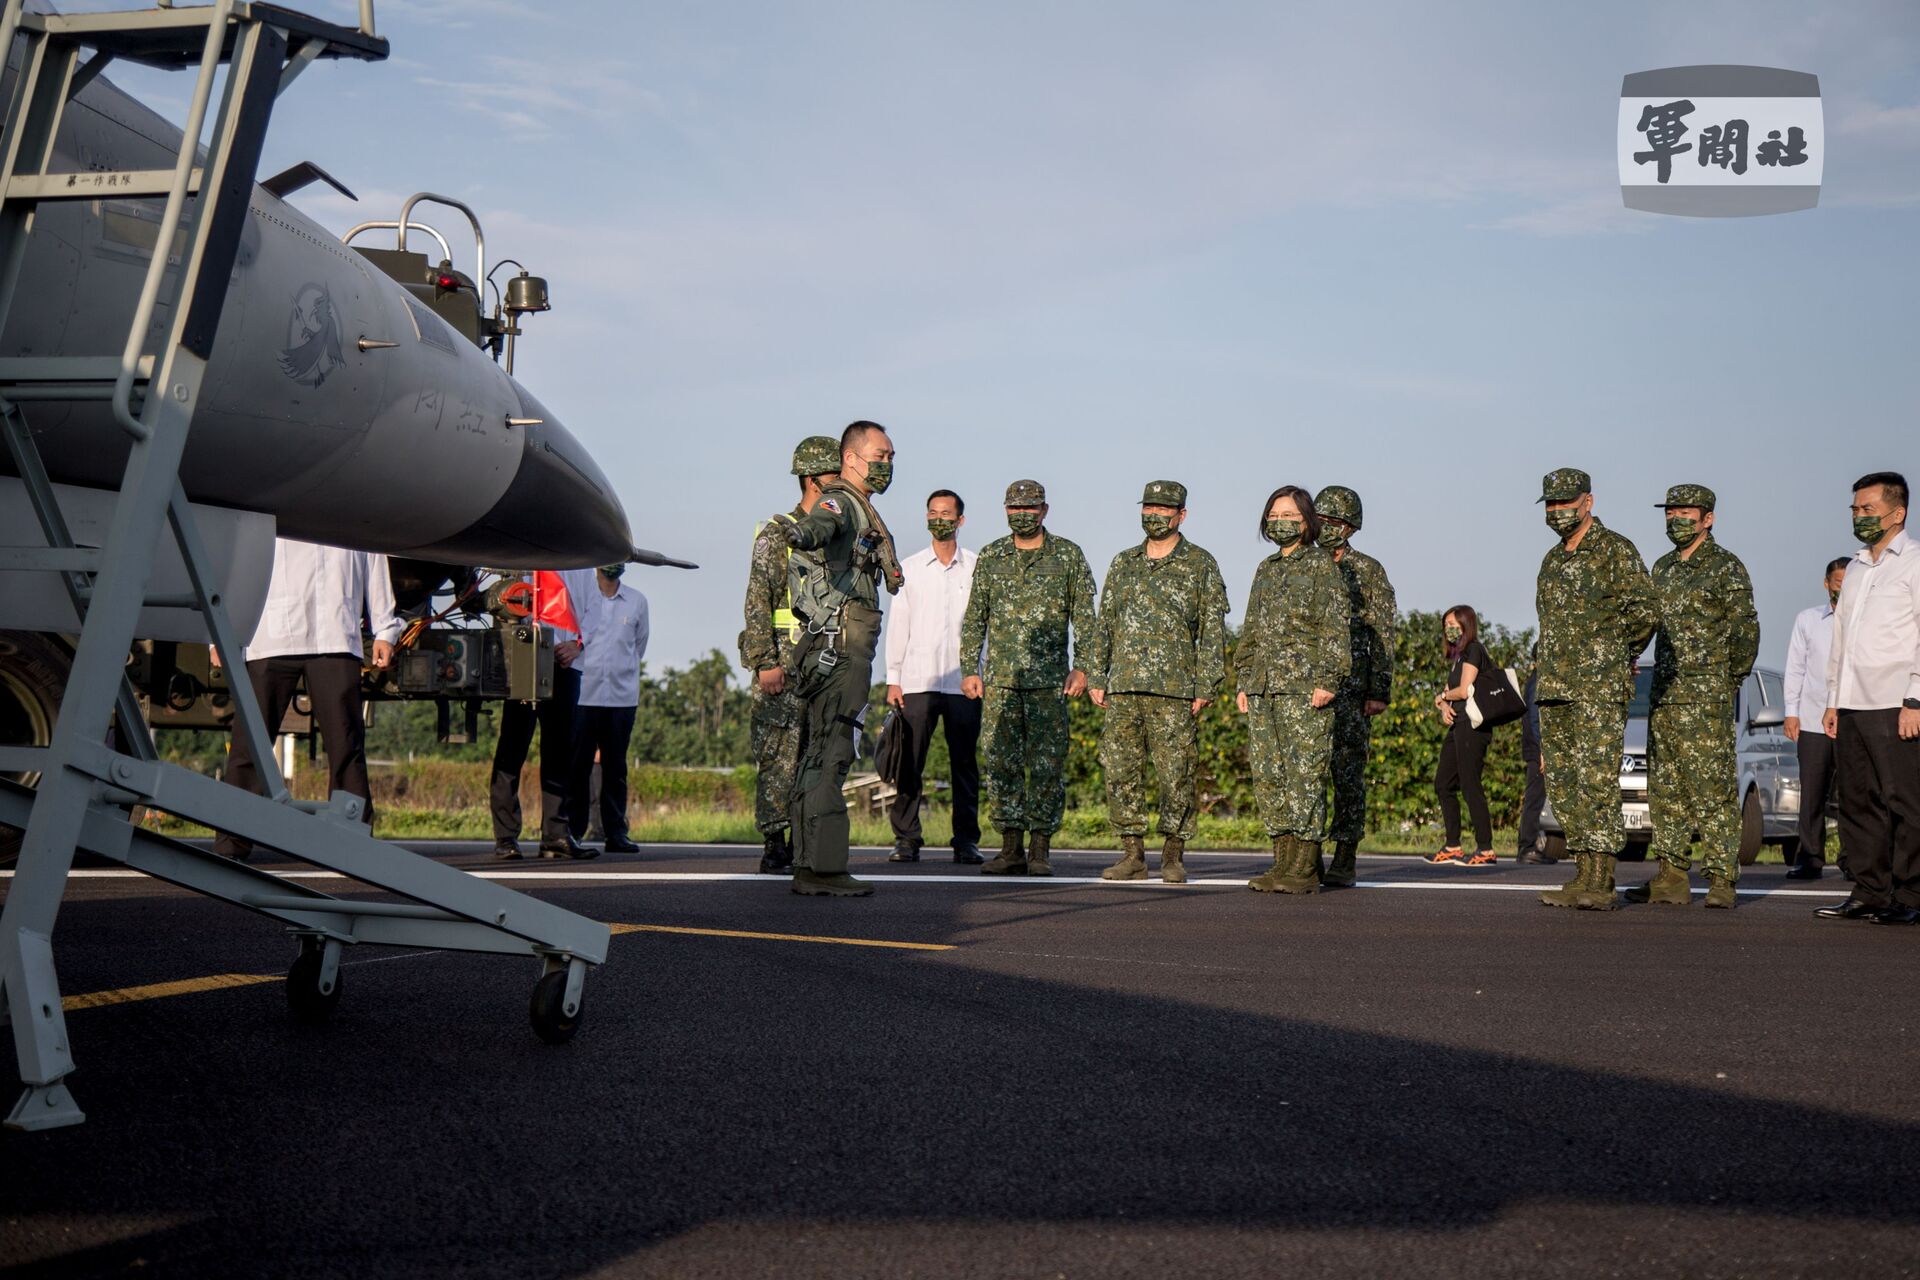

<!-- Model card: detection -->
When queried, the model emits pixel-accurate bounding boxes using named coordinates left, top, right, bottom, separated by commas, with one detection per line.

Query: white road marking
left=3, top=868, right=1841, bottom=897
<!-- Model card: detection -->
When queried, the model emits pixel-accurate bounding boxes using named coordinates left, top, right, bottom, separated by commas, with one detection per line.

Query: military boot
left=1623, top=860, right=1691, bottom=905
left=1703, top=875, right=1738, bottom=909
left=758, top=829, right=793, bottom=875
left=1540, top=853, right=1591, bottom=908
left=1249, top=836, right=1293, bottom=893
left=1103, top=835, right=1148, bottom=881
left=791, top=868, right=874, bottom=897
left=1571, top=854, right=1619, bottom=910
left=1323, top=840, right=1359, bottom=889
left=1160, top=837, right=1187, bottom=884
left=981, top=829, right=1027, bottom=876
left=1026, top=832, right=1053, bottom=877
left=1250, top=836, right=1320, bottom=894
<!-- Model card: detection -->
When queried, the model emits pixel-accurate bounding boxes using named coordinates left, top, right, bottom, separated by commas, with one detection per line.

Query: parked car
left=1538, top=665, right=1801, bottom=865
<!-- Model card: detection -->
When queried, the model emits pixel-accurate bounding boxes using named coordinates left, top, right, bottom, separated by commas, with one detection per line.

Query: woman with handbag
left=1429, top=604, right=1501, bottom=867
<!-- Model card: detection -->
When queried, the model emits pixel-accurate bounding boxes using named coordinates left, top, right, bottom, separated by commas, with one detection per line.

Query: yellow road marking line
left=609, top=922, right=953, bottom=951
left=62, top=972, right=280, bottom=1012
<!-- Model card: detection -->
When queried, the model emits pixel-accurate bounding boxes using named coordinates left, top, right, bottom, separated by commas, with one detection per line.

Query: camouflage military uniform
left=1535, top=498, right=1657, bottom=871
left=1647, top=508, right=1759, bottom=885
left=1236, top=544, right=1351, bottom=839
left=960, top=528, right=1098, bottom=836
left=1088, top=524, right=1229, bottom=840
left=740, top=506, right=807, bottom=838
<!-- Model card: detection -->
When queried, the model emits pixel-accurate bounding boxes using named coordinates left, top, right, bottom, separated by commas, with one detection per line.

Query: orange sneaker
left=1425, top=847, right=1466, bottom=866
left=1463, top=850, right=1498, bottom=867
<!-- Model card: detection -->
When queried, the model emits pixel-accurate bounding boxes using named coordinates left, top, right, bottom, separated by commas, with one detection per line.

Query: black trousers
left=1834, top=709, right=1920, bottom=908
left=1516, top=748, right=1547, bottom=855
left=490, top=664, right=580, bottom=843
left=1794, top=728, right=1837, bottom=867
left=888, top=691, right=982, bottom=845
left=1435, top=722, right=1494, bottom=852
left=214, top=653, right=368, bottom=857
left=569, top=704, right=636, bottom=840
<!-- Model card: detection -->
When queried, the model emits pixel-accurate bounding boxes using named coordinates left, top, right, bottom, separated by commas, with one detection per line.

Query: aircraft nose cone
left=423, top=392, right=632, bottom=569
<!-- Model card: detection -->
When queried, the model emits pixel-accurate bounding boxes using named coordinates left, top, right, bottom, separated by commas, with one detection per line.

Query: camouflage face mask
left=1853, top=514, right=1884, bottom=545
left=1264, top=518, right=1302, bottom=546
left=1007, top=511, right=1043, bottom=537
left=1317, top=523, right=1348, bottom=550
left=1141, top=512, right=1176, bottom=540
left=1829, top=587, right=1842, bottom=605
left=926, top=517, right=957, bottom=540
left=863, top=458, right=893, bottom=494
left=1444, top=624, right=1463, bottom=643
left=1545, top=506, right=1582, bottom=537
left=1665, top=516, right=1700, bottom=546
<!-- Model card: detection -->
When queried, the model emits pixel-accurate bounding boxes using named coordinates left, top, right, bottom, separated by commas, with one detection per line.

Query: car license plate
left=1623, top=804, right=1651, bottom=830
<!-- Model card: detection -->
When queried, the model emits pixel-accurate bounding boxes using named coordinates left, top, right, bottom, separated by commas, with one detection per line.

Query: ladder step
left=5, top=170, right=201, bottom=203
left=28, top=4, right=388, bottom=71
left=0, top=547, right=99, bottom=573
left=0, top=355, right=156, bottom=386
left=0, top=746, right=51, bottom=774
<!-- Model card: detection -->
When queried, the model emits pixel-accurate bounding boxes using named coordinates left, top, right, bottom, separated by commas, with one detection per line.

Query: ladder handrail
left=397, top=192, right=484, bottom=291
left=110, top=0, right=234, bottom=440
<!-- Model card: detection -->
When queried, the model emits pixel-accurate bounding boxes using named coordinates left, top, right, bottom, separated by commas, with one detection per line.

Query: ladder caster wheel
left=286, top=949, right=341, bottom=1026
left=530, top=970, right=582, bottom=1045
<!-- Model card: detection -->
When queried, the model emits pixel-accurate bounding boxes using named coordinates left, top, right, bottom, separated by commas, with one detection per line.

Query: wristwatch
left=1904, top=698, right=1920, bottom=710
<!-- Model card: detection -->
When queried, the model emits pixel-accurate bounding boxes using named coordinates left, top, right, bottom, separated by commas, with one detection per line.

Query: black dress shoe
left=1784, top=862, right=1824, bottom=880
left=603, top=836, right=640, bottom=854
left=1869, top=905, right=1920, bottom=926
left=952, top=842, right=984, bottom=865
left=1814, top=898, right=1880, bottom=920
left=1515, top=848, right=1558, bottom=865
left=539, top=835, right=601, bottom=860
left=888, top=840, right=921, bottom=863
left=492, top=838, right=524, bottom=861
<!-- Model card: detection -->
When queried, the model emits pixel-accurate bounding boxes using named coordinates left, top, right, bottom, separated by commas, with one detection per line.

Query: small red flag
left=531, top=570, right=581, bottom=637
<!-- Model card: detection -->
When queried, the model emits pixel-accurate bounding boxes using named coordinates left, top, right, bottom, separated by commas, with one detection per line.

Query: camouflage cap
left=1536, top=467, right=1591, bottom=504
left=1657, top=482, right=1716, bottom=511
left=1314, top=484, right=1363, bottom=530
left=791, top=435, right=842, bottom=477
left=1140, top=479, right=1187, bottom=507
left=1005, top=478, right=1047, bottom=506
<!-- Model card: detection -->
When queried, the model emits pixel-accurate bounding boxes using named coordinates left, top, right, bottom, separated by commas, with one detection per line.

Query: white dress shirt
left=884, top=544, right=975, bottom=695
left=1827, top=530, right=1920, bottom=711
left=245, top=538, right=400, bottom=661
left=576, top=582, right=649, bottom=707
left=1783, top=602, right=1835, bottom=724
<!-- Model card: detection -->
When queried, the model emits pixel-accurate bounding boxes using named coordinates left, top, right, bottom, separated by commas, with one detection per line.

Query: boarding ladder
left=0, top=1, right=608, bottom=1132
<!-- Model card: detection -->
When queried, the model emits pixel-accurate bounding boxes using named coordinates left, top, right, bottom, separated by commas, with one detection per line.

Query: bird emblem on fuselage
left=279, top=282, right=345, bottom=387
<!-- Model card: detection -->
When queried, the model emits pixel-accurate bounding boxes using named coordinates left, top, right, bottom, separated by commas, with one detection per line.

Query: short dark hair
left=1853, top=471, right=1909, bottom=510
left=841, top=420, right=888, bottom=454
left=1444, top=604, right=1480, bottom=660
left=926, top=489, right=964, bottom=516
left=1825, top=557, right=1851, bottom=577
left=1258, top=485, right=1321, bottom=546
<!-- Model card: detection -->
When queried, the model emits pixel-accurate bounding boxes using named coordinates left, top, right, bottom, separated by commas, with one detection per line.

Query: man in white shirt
left=882, top=489, right=983, bottom=864
left=1782, top=556, right=1849, bottom=879
left=569, top=563, right=649, bottom=854
left=1818, top=472, right=1920, bottom=924
left=490, top=568, right=598, bottom=860
left=213, top=538, right=400, bottom=860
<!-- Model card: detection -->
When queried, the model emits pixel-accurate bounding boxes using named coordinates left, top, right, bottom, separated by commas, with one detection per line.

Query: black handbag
left=873, top=708, right=911, bottom=785
left=1465, top=664, right=1526, bottom=729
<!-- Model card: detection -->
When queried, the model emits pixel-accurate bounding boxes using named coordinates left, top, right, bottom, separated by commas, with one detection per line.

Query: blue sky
left=98, top=1, right=1920, bottom=671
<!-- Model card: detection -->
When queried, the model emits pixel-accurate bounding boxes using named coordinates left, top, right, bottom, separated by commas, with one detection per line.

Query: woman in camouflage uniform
left=1235, top=486, right=1351, bottom=894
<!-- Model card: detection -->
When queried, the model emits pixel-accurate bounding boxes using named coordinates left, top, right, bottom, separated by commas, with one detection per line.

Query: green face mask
left=1264, top=518, right=1302, bottom=546
left=1545, top=506, right=1583, bottom=537
left=1829, top=587, right=1841, bottom=606
left=862, top=458, right=893, bottom=494
left=1854, top=514, right=1884, bottom=545
left=1007, top=511, right=1042, bottom=537
left=926, top=517, right=957, bottom=540
left=1141, top=512, right=1177, bottom=541
left=1665, top=516, right=1700, bottom=546
left=1444, top=624, right=1463, bottom=643
left=1317, top=523, right=1348, bottom=550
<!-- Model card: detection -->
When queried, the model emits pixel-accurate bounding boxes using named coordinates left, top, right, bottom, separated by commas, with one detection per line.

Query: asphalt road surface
left=3, top=843, right=1916, bottom=1279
